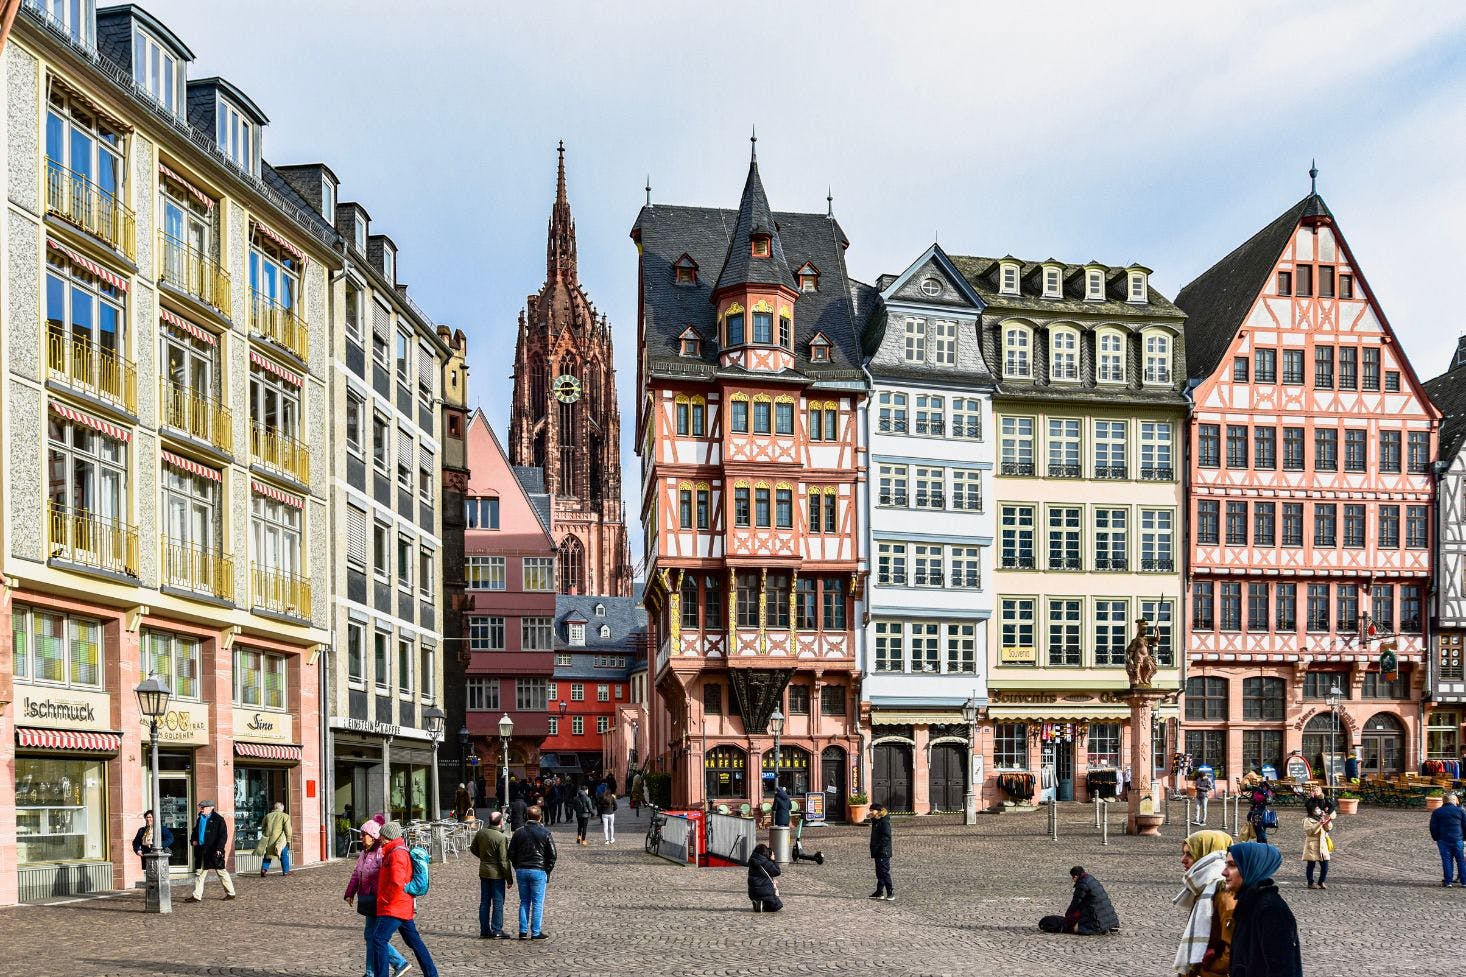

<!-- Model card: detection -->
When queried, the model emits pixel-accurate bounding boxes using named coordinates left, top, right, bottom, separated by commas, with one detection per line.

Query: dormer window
left=809, top=334, right=831, bottom=363
left=674, top=254, right=698, bottom=285
left=1003, top=324, right=1032, bottom=378
left=1042, top=265, right=1063, bottom=299
left=35, top=0, right=94, bottom=47
left=1128, top=270, right=1148, bottom=303
left=1086, top=269, right=1105, bottom=301
left=353, top=214, right=367, bottom=252
left=678, top=327, right=701, bottom=357
left=1000, top=262, right=1020, bottom=296
left=217, top=100, right=255, bottom=172
left=797, top=262, right=820, bottom=293
left=382, top=247, right=395, bottom=286
left=321, top=176, right=336, bottom=222
left=599, top=625, right=610, bottom=638
left=595, top=603, right=606, bottom=617
left=569, top=623, right=585, bottom=646
left=751, top=234, right=771, bottom=258
left=1097, top=329, right=1126, bottom=383
left=1143, top=331, right=1172, bottom=384
left=134, top=30, right=183, bottom=115
left=1050, top=327, right=1079, bottom=381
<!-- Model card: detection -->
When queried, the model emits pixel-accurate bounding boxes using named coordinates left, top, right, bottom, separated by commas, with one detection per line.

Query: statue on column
left=1125, top=617, right=1158, bottom=689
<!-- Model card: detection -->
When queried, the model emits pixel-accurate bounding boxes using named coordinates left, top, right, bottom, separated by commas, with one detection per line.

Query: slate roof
left=1424, top=344, right=1466, bottom=462
left=511, top=465, right=553, bottom=532
left=1174, top=194, right=1328, bottom=381
left=554, top=596, right=647, bottom=654
left=949, top=255, right=1183, bottom=319
left=632, top=197, right=864, bottom=386
left=713, top=158, right=797, bottom=293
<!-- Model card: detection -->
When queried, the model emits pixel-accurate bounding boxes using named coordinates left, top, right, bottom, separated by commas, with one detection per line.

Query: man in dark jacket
left=185, top=800, right=236, bottom=902
left=772, top=784, right=792, bottom=828
left=509, top=795, right=529, bottom=832
left=1225, top=841, right=1302, bottom=977
left=572, top=785, right=596, bottom=845
left=546, top=782, right=562, bottom=826
left=868, top=802, right=894, bottom=900
left=508, top=805, right=557, bottom=939
left=470, top=811, right=514, bottom=939
left=1063, top=867, right=1119, bottom=934
left=1429, top=791, right=1466, bottom=886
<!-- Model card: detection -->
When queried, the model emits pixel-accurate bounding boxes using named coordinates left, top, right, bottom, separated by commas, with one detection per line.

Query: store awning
left=871, top=711, right=966, bottom=725
left=987, top=706, right=1134, bottom=722
left=235, top=741, right=303, bottom=762
left=16, top=727, right=121, bottom=753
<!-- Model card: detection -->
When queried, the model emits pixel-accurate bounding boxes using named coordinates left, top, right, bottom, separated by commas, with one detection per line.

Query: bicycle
left=644, top=807, right=667, bottom=855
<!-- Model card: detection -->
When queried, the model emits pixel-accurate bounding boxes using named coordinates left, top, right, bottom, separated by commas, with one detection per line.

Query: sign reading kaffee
left=232, top=707, right=294, bottom=744
left=138, top=703, right=210, bottom=745
left=15, top=683, right=111, bottom=731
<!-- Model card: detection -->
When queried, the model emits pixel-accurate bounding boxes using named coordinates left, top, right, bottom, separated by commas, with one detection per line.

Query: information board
left=803, top=791, right=825, bottom=823
left=1320, top=753, right=1347, bottom=785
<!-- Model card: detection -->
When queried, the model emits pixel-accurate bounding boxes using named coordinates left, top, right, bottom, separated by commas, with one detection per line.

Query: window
left=233, top=648, right=287, bottom=710
left=1047, top=418, right=1081, bottom=477
left=466, top=555, right=506, bottom=590
left=951, top=470, right=982, bottom=512
left=568, top=682, right=585, bottom=702
left=807, top=402, right=837, bottom=441
left=516, top=679, right=548, bottom=711
left=878, top=464, right=908, bottom=507
left=1094, top=508, right=1128, bottom=571
left=734, top=486, right=751, bottom=527
left=1185, top=676, right=1228, bottom=721
left=1226, top=425, right=1249, bottom=468
left=395, top=534, right=413, bottom=591
left=1282, top=349, right=1304, bottom=385
left=1276, top=583, right=1297, bottom=632
left=1314, top=345, right=1334, bottom=389
left=1129, top=271, right=1147, bottom=301
left=1380, top=431, right=1401, bottom=473
left=753, top=399, right=771, bottom=435
left=1254, top=348, right=1277, bottom=382
left=729, top=396, right=749, bottom=433
left=1004, top=326, right=1032, bottom=378
left=1408, top=433, right=1431, bottom=475
left=877, top=542, right=907, bottom=586
left=1198, top=424, right=1220, bottom=467
left=46, top=249, right=129, bottom=407
left=1094, top=420, right=1127, bottom=478
left=570, top=716, right=585, bottom=736
left=808, top=488, right=837, bottom=534
left=1319, top=266, right=1335, bottom=298
left=395, top=427, right=414, bottom=489
left=1047, top=599, right=1082, bottom=666
left=950, top=546, right=981, bottom=589
left=725, top=311, right=744, bottom=346
left=914, top=395, right=944, bottom=436
left=1296, top=265, right=1313, bottom=297
left=778, top=316, right=792, bottom=348
left=1315, top=428, right=1337, bottom=472
left=1340, top=274, right=1354, bottom=299
left=517, top=616, right=551, bottom=651
left=1386, top=371, right=1401, bottom=391
left=820, top=578, right=847, bottom=630
left=1139, top=422, right=1173, bottom=479
left=1226, top=502, right=1248, bottom=546
left=1196, top=500, right=1219, bottom=545
left=1086, top=269, right=1104, bottom=300
left=775, top=487, right=793, bottom=529
left=1400, top=584, right=1423, bottom=633
left=1232, top=356, right=1249, bottom=382
left=1242, top=731, right=1283, bottom=778
left=914, top=467, right=944, bottom=508
left=1242, top=677, right=1286, bottom=720
left=133, top=29, right=181, bottom=113
left=1094, top=599, right=1129, bottom=666
left=160, top=462, right=220, bottom=584
left=1253, top=427, right=1276, bottom=470
left=1282, top=427, right=1305, bottom=471
left=1088, top=723, right=1122, bottom=768
left=1363, top=348, right=1380, bottom=390
left=903, top=317, right=926, bottom=362
left=735, top=572, right=759, bottom=628
left=821, top=685, right=846, bottom=718
left=1043, top=266, right=1061, bottom=297
left=1406, top=505, right=1429, bottom=548
left=1193, top=582, right=1215, bottom=631
left=1343, top=504, right=1366, bottom=548
left=1000, top=598, right=1036, bottom=658
left=344, top=622, right=365, bottom=684
left=1338, top=347, right=1357, bottom=389
left=1314, top=503, right=1337, bottom=547
left=877, top=391, right=907, bottom=434
left=1001, top=505, right=1036, bottom=569
left=874, top=621, right=905, bottom=672
left=942, top=624, right=977, bottom=673
left=1253, top=502, right=1276, bottom=547
left=1140, top=509, right=1173, bottom=571
left=11, top=605, right=102, bottom=689
left=469, top=616, right=506, bottom=652
left=1000, top=263, right=1020, bottom=295
left=753, top=311, right=773, bottom=344
left=679, top=332, right=700, bottom=356
left=251, top=489, right=302, bottom=581
left=1144, top=333, right=1172, bottom=384
left=594, top=683, right=610, bottom=703
left=1050, top=329, right=1079, bottom=381
left=754, top=486, right=771, bottom=527
left=1047, top=506, right=1081, bottom=571
left=396, top=637, right=414, bottom=696
left=995, top=724, right=1028, bottom=769
left=466, top=497, right=500, bottom=530
left=913, top=544, right=943, bottom=587
left=1000, top=416, right=1035, bottom=475
left=1220, top=582, right=1242, bottom=631
left=937, top=320, right=960, bottom=364
left=1185, top=730, right=1227, bottom=778
left=1276, top=271, right=1292, bottom=295
left=952, top=398, right=982, bottom=439
left=467, top=678, right=500, bottom=711
left=1097, top=331, right=1125, bottom=383
left=523, top=557, right=554, bottom=591
left=216, top=99, right=255, bottom=172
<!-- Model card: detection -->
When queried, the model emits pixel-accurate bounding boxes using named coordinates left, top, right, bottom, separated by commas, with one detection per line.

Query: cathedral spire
left=547, top=140, right=578, bottom=283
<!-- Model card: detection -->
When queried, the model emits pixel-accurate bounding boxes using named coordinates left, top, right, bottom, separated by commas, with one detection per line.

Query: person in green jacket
left=255, top=802, right=292, bottom=876
left=470, top=810, right=515, bottom=939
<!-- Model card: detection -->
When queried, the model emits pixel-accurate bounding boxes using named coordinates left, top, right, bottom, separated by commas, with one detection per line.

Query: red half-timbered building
left=1177, top=185, right=1440, bottom=786
left=632, top=145, right=870, bottom=810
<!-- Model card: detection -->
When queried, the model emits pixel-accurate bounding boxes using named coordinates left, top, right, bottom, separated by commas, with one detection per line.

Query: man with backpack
left=508, top=805, right=557, bottom=939
left=371, top=821, right=439, bottom=977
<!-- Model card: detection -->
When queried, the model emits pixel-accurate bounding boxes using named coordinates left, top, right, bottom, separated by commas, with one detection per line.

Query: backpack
left=403, top=845, right=431, bottom=897
left=1262, top=809, right=1279, bottom=829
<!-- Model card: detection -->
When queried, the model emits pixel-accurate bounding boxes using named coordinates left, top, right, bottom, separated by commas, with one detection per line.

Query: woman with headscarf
left=1301, top=786, right=1334, bottom=889
left=1173, top=830, right=1234, bottom=976
left=1224, top=842, right=1302, bottom=977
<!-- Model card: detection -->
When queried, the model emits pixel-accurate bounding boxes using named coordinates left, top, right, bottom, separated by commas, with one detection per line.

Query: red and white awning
left=249, top=350, right=304, bottom=387
left=49, top=400, right=131, bottom=442
left=46, top=239, right=129, bottom=292
left=17, top=727, right=122, bottom=753
left=235, top=741, right=302, bottom=762
left=250, top=220, right=307, bottom=266
left=158, top=162, right=214, bottom=211
left=251, top=480, right=304, bottom=508
left=160, top=308, right=218, bottom=346
left=162, top=450, right=222, bottom=482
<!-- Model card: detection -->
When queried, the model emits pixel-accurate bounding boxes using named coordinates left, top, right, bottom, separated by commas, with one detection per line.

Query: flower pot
left=1335, top=797, right=1359, bottom=815
left=1425, top=796, right=1445, bottom=811
left=848, top=802, right=870, bottom=824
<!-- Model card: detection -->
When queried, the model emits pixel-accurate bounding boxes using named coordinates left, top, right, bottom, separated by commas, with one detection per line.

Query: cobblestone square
left=0, top=805, right=1453, bottom=977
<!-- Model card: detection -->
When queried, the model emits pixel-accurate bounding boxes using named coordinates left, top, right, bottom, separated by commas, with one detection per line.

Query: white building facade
left=1425, top=337, right=1466, bottom=765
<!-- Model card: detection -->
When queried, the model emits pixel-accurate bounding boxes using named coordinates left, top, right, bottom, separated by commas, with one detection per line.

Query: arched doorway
left=872, top=742, right=913, bottom=813
left=1301, top=714, right=1339, bottom=778
left=928, top=742, right=967, bottom=813
left=821, top=746, right=847, bottom=821
left=704, top=745, right=748, bottom=803
left=1360, top=713, right=1405, bottom=777
left=762, top=746, right=811, bottom=795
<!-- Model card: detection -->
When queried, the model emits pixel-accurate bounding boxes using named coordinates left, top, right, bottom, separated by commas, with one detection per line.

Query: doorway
left=1054, top=741, right=1075, bottom=801
left=928, top=743, right=967, bottom=813
left=1360, top=713, right=1404, bottom=776
left=872, top=742, right=913, bottom=812
left=156, top=772, right=192, bottom=872
left=821, top=747, right=846, bottom=821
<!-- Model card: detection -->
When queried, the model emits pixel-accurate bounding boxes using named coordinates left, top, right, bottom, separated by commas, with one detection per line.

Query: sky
left=142, top=0, right=1466, bottom=571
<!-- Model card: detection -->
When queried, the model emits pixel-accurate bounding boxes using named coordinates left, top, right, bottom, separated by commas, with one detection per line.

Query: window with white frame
left=1140, top=421, right=1173, bottom=479
left=1094, top=599, right=1129, bottom=665
left=216, top=99, right=255, bottom=173
left=251, top=492, right=301, bottom=578
left=1097, top=330, right=1126, bottom=383
left=345, top=506, right=367, bottom=568
left=1001, top=505, right=1036, bottom=569
left=951, top=469, right=982, bottom=511
left=142, top=630, right=200, bottom=701
left=915, top=395, right=944, bottom=436
left=1000, top=416, right=1035, bottom=473
left=1047, top=418, right=1081, bottom=476
left=1129, top=271, right=1148, bottom=302
left=555, top=654, right=572, bottom=666
left=1086, top=269, right=1104, bottom=300
left=1143, top=332, right=1171, bottom=384
left=1050, top=329, right=1079, bottom=381
left=346, top=622, right=364, bottom=684
left=523, top=557, right=555, bottom=591
left=877, top=391, right=907, bottom=434
left=903, top=317, right=926, bottom=363
left=571, top=716, right=585, bottom=736
left=547, top=717, right=559, bottom=736
left=1043, top=266, right=1062, bottom=298
left=133, top=30, right=182, bottom=114
left=597, top=683, right=610, bottom=702
left=161, top=463, right=219, bottom=573
left=1047, top=506, right=1082, bottom=571
left=874, top=621, right=904, bottom=672
left=1095, top=508, right=1128, bottom=570
left=946, top=623, right=977, bottom=673
left=569, top=622, right=586, bottom=646
left=876, top=542, right=907, bottom=586
left=910, top=622, right=940, bottom=672
left=397, top=637, right=413, bottom=696
left=1140, top=509, right=1174, bottom=571
left=1140, top=598, right=1175, bottom=667
left=469, top=616, right=505, bottom=651
left=995, top=723, right=1028, bottom=768
left=1093, top=420, right=1128, bottom=478
left=1000, top=598, right=1036, bottom=658
left=521, top=617, right=553, bottom=651
left=321, top=176, right=336, bottom=223
left=950, top=547, right=981, bottom=588
left=467, top=677, right=499, bottom=711
left=1000, top=262, right=1020, bottom=295
left=570, top=682, right=585, bottom=701
left=597, top=716, right=612, bottom=734
left=233, top=647, right=286, bottom=709
left=345, top=392, right=364, bottom=456
left=31, top=0, right=96, bottom=45
left=1047, top=598, right=1082, bottom=665
left=373, top=631, right=389, bottom=690
left=1088, top=723, right=1122, bottom=768
left=466, top=555, right=506, bottom=590
left=932, top=319, right=957, bottom=366
left=914, top=466, right=944, bottom=508
left=1004, top=326, right=1032, bottom=378
left=951, top=398, right=982, bottom=439
left=877, top=464, right=908, bottom=506
left=913, top=544, right=944, bottom=587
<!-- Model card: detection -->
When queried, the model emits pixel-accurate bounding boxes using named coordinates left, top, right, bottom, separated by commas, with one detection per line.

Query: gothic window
left=559, top=398, right=578, bottom=496
left=559, top=536, right=584, bottom=595
left=530, top=358, right=546, bottom=412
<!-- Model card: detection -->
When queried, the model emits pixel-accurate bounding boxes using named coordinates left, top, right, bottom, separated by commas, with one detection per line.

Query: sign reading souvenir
left=15, top=685, right=112, bottom=731
left=998, top=646, right=1037, bottom=665
left=138, top=703, right=210, bottom=745
left=803, top=791, right=825, bottom=823
left=232, top=707, right=294, bottom=744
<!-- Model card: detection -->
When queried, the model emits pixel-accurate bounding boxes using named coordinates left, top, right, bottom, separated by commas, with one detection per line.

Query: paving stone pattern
left=1, top=804, right=1455, bottom=977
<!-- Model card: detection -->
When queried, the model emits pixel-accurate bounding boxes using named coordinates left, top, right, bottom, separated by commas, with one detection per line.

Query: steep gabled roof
left=1424, top=353, right=1466, bottom=462
left=1174, top=194, right=1329, bottom=381
left=713, top=153, right=798, bottom=294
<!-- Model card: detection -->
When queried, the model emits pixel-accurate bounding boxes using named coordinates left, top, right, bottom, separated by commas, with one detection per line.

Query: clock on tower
left=553, top=374, right=582, bottom=403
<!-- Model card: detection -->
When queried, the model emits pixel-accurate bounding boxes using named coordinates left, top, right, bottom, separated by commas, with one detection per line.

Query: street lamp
left=135, top=674, right=172, bottom=914
left=766, top=708, right=788, bottom=862
left=1326, top=685, right=1344, bottom=787
left=498, top=712, right=514, bottom=814
left=423, top=704, right=446, bottom=820
left=962, top=693, right=980, bottom=826
left=767, top=708, right=785, bottom=788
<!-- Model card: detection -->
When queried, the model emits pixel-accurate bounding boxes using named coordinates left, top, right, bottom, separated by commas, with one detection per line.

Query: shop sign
left=334, top=717, right=401, bottom=737
left=990, top=690, right=1057, bottom=704
left=803, top=791, right=825, bottom=823
left=15, top=684, right=111, bottom=731
left=232, top=707, right=294, bottom=744
left=999, top=646, right=1036, bottom=664
left=138, top=703, right=209, bottom=745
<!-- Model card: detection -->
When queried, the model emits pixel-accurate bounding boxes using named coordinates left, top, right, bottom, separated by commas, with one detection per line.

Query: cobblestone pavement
left=1, top=803, right=1455, bottom=977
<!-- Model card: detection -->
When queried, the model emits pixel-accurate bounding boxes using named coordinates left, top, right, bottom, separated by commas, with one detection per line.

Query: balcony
left=1001, top=555, right=1037, bottom=570
left=913, top=572, right=945, bottom=587
left=250, top=290, right=309, bottom=362
left=1000, top=462, right=1035, bottom=477
left=45, top=160, right=136, bottom=259
left=162, top=541, right=235, bottom=602
left=1095, top=558, right=1129, bottom=571
left=952, top=496, right=982, bottom=511
left=1050, top=556, right=1082, bottom=571
left=949, top=572, right=981, bottom=589
left=877, top=419, right=908, bottom=434
left=46, top=331, right=137, bottom=413
left=47, top=502, right=138, bottom=577
left=160, top=380, right=233, bottom=454
left=914, top=420, right=945, bottom=436
left=952, top=421, right=982, bottom=439
left=250, top=421, right=310, bottom=484
left=1094, top=466, right=1128, bottom=480
left=914, top=493, right=945, bottom=509
left=1141, top=558, right=1176, bottom=573
left=158, top=232, right=231, bottom=318
left=878, top=493, right=909, bottom=507
left=251, top=563, right=311, bottom=618
left=1047, top=463, right=1081, bottom=478
left=1140, top=466, right=1175, bottom=481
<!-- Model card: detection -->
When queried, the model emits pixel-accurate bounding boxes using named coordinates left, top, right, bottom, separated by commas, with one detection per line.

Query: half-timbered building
left=632, top=145, right=867, bottom=811
left=1177, top=188, right=1440, bottom=786
left=1423, top=337, right=1466, bottom=766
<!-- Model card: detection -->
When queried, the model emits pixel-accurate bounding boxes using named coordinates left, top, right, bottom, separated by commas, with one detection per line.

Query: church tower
left=508, top=143, right=631, bottom=597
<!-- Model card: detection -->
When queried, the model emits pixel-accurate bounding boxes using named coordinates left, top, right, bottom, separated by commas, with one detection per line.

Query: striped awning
left=162, top=450, right=221, bottom=482
left=158, top=162, right=214, bottom=211
left=160, top=308, right=217, bottom=346
left=17, top=727, right=122, bottom=753
left=251, top=480, right=304, bottom=508
left=250, top=350, right=303, bottom=387
left=46, top=239, right=128, bottom=291
left=250, top=220, right=307, bottom=265
left=49, top=401, right=131, bottom=442
left=235, top=741, right=302, bottom=762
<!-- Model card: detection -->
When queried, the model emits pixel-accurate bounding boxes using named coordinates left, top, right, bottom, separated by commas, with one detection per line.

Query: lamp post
left=962, top=693, right=980, bottom=826
left=135, top=674, right=173, bottom=914
left=1326, top=685, right=1344, bottom=788
left=629, top=718, right=640, bottom=779
left=499, top=712, right=514, bottom=815
left=767, top=708, right=788, bottom=862
left=424, top=705, right=446, bottom=862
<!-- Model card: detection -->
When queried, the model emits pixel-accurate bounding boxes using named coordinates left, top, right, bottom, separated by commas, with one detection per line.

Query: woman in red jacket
left=371, top=823, right=439, bottom=977
left=344, top=820, right=408, bottom=977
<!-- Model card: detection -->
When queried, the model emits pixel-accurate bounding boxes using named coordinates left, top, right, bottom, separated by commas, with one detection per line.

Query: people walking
left=1224, top=841, right=1302, bottom=976
left=1242, top=773, right=1275, bottom=844
left=186, top=800, right=236, bottom=902
left=453, top=783, right=473, bottom=822
left=344, top=819, right=409, bottom=977
left=1429, top=790, right=1466, bottom=887
left=508, top=805, right=557, bottom=939
left=1193, top=766, right=1215, bottom=825
left=470, top=810, right=514, bottom=939
left=1173, top=830, right=1234, bottom=976
left=371, top=821, right=440, bottom=977
left=1063, top=866, right=1121, bottom=934
left=255, top=801, right=292, bottom=876
left=509, top=794, right=528, bottom=832
left=631, top=772, right=644, bottom=816
left=1301, top=786, right=1334, bottom=890
left=545, top=782, right=562, bottom=826
left=572, top=785, right=595, bottom=845
left=868, top=802, right=894, bottom=900
left=131, top=810, right=175, bottom=870
left=747, top=842, right=783, bottom=912
left=600, top=789, right=618, bottom=844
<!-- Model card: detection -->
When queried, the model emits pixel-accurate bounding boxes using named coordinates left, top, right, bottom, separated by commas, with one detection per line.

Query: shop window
left=1184, top=730, right=1227, bottom=779
left=1087, top=723, right=1122, bottom=768
left=15, top=757, right=107, bottom=865
left=1427, top=710, right=1460, bottom=760
left=705, top=745, right=747, bottom=799
left=994, top=724, right=1028, bottom=769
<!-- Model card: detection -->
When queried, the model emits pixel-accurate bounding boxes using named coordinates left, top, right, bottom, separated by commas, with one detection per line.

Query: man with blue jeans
left=1429, top=791, right=1466, bottom=887
left=469, top=811, right=514, bottom=938
left=507, top=804, right=557, bottom=939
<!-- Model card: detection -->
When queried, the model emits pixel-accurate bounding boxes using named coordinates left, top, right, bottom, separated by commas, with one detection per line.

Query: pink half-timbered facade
left=1177, top=189, right=1441, bottom=786
left=631, top=147, right=867, bottom=811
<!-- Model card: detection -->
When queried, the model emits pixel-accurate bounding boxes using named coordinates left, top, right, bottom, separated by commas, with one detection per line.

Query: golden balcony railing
left=251, top=562, right=311, bottom=618
left=46, top=330, right=138, bottom=413
left=47, top=502, right=139, bottom=577
left=159, top=379, right=233, bottom=454
left=162, top=540, right=235, bottom=602
left=249, top=289, right=309, bottom=362
left=44, top=159, right=136, bottom=259
left=158, top=231, right=231, bottom=318
left=249, top=420, right=310, bottom=483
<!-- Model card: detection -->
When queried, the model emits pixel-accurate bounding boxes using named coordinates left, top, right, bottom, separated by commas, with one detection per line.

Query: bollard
left=1102, top=800, right=1109, bottom=846
left=1049, top=797, right=1059, bottom=841
left=1094, top=796, right=1102, bottom=830
left=1185, top=795, right=1192, bottom=829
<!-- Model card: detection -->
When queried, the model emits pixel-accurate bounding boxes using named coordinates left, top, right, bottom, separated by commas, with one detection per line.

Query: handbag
left=1324, top=834, right=1335, bottom=854
left=1262, top=809, right=1279, bottom=829
left=758, top=863, right=780, bottom=897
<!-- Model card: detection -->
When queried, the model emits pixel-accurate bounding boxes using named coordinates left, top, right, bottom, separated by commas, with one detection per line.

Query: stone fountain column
left=1122, top=617, right=1169, bottom=836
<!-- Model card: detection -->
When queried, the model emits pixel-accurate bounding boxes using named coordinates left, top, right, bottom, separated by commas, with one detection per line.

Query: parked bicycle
left=645, top=806, right=667, bottom=855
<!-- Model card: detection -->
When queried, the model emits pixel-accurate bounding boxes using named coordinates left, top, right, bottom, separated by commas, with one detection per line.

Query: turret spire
left=547, top=140, right=577, bottom=283
left=1309, top=158, right=1318, bottom=196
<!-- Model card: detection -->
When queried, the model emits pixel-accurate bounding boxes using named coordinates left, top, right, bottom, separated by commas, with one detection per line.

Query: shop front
left=231, top=707, right=301, bottom=874
left=137, top=699, right=209, bottom=874
left=866, top=707, right=975, bottom=816
left=330, top=719, right=394, bottom=857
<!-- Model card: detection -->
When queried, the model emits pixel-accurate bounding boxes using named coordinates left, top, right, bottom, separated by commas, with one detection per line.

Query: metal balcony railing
left=46, top=331, right=137, bottom=412
left=162, top=540, right=235, bottom=601
left=949, top=572, right=981, bottom=589
left=913, top=572, right=944, bottom=587
left=1000, top=462, right=1035, bottom=477
left=1140, top=466, right=1175, bottom=481
left=251, top=563, right=311, bottom=618
left=47, top=502, right=138, bottom=576
left=159, top=380, right=233, bottom=454
left=914, top=419, right=945, bottom=436
left=1050, top=556, right=1082, bottom=571
left=1001, top=555, right=1037, bottom=570
left=878, top=493, right=908, bottom=507
left=250, top=421, right=310, bottom=483
left=877, top=418, right=908, bottom=434
left=1141, top=558, right=1175, bottom=573
left=158, top=232, right=231, bottom=317
left=1094, top=465, right=1128, bottom=480
left=1047, top=463, right=1081, bottom=478
left=44, top=159, right=136, bottom=258
left=1095, top=557, right=1129, bottom=571
left=952, top=421, right=982, bottom=439
left=914, top=493, right=945, bottom=509
left=250, top=289, right=309, bottom=361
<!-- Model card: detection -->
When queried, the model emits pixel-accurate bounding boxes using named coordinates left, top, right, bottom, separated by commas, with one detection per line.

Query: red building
left=460, top=411, right=558, bottom=793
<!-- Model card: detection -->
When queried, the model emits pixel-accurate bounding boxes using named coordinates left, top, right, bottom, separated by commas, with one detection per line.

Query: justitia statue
left=1125, top=617, right=1158, bottom=688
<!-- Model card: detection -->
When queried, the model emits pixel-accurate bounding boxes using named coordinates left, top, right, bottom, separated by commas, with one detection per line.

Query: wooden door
left=873, top=743, right=913, bottom=812
left=928, top=743, right=966, bottom=812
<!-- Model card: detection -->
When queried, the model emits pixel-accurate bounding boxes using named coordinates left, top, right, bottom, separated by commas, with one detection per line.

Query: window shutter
left=419, top=443, right=434, bottom=477
left=347, top=505, right=367, bottom=565
left=397, top=428, right=412, bottom=465
left=417, top=340, right=435, bottom=391
left=373, top=300, right=390, bottom=342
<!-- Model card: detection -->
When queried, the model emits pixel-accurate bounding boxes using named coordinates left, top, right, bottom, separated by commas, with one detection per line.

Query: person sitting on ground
left=1063, top=866, right=1120, bottom=934
left=747, top=842, right=783, bottom=913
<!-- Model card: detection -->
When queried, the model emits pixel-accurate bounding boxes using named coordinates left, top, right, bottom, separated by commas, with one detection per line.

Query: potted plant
left=1425, top=788, right=1446, bottom=811
left=1335, top=791, right=1361, bottom=815
left=848, top=792, right=870, bottom=824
